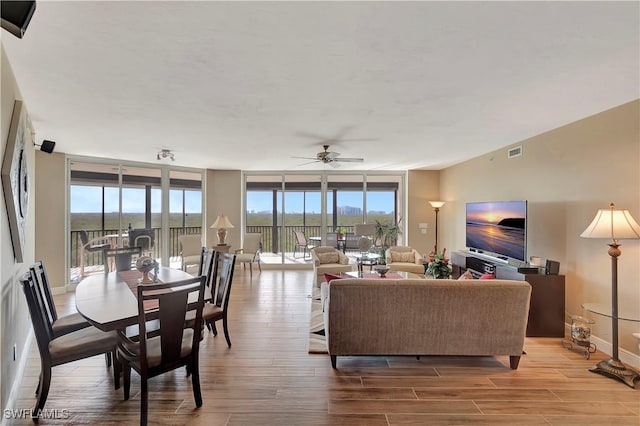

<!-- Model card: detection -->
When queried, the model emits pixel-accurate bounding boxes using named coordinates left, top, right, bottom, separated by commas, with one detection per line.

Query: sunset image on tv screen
left=466, top=201, right=526, bottom=261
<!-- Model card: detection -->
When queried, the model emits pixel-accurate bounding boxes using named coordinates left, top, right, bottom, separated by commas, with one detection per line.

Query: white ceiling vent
left=507, top=146, right=522, bottom=159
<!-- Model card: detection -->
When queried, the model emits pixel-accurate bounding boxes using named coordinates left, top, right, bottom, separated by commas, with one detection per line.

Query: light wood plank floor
left=8, top=270, right=640, bottom=425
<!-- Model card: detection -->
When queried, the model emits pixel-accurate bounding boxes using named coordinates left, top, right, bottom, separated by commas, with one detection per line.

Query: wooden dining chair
left=203, top=252, right=237, bottom=347
left=103, top=246, right=143, bottom=273
left=20, top=270, right=120, bottom=421
left=31, top=261, right=92, bottom=337
left=118, top=276, right=207, bottom=426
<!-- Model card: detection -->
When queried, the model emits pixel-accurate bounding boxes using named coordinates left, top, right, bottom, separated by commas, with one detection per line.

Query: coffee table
left=343, top=270, right=425, bottom=279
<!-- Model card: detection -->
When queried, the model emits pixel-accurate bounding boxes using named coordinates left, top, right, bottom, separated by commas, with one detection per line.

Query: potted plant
left=425, top=247, right=452, bottom=279
left=374, top=218, right=402, bottom=248
left=335, top=227, right=347, bottom=239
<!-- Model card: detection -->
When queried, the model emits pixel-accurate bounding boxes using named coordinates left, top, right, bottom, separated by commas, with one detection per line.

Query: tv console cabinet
left=451, top=251, right=565, bottom=338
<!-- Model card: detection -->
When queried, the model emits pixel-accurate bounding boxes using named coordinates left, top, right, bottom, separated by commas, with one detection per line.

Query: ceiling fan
left=293, top=145, right=364, bottom=168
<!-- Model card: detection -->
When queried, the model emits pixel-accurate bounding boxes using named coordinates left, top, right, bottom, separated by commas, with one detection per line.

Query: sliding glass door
left=68, top=159, right=202, bottom=282
left=244, top=171, right=404, bottom=265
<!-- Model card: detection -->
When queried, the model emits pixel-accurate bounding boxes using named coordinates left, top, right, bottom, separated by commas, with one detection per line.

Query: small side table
left=212, top=244, right=231, bottom=253
left=354, top=253, right=380, bottom=273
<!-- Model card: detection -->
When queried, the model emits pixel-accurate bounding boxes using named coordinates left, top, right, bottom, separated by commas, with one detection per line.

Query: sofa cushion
left=317, top=252, right=340, bottom=264
left=391, top=251, right=415, bottom=263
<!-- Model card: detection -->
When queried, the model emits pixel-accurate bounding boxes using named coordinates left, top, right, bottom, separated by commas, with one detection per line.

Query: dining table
left=75, top=267, right=199, bottom=332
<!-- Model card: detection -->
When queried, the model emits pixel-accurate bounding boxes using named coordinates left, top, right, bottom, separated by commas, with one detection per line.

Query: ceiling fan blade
left=325, top=151, right=340, bottom=160
left=291, top=156, right=317, bottom=160
left=334, top=157, right=364, bottom=162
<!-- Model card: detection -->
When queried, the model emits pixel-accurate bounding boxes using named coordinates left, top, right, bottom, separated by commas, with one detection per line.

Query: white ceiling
left=3, top=1, right=639, bottom=171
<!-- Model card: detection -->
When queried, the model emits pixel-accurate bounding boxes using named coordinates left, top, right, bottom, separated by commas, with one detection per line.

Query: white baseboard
left=3, top=331, right=34, bottom=425
left=564, top=322, right=640, bottom=369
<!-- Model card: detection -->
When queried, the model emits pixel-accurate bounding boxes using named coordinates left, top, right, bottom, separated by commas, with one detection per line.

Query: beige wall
left=435, top=100, right=640, bottom=355
left=1, top=46, right=35, bottom=409
left=406, top=170, right=440, bottom=255
left=34, top=151, right=66, bottom=292
left=205, top=170, right=243, bottom=251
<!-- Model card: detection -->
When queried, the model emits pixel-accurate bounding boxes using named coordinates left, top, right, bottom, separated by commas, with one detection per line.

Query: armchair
left=178, top=234, right=203, bottom=273
left=385, top=245, right=425, bottom=274
left=311, top=246, right=352, bottom=288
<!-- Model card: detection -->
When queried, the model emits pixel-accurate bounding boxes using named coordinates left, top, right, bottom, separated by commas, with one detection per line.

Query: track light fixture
left=156, top=149, right=175, bottom=161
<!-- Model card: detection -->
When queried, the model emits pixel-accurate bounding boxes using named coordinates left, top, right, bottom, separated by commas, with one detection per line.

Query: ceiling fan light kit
left=157, top=149, right=175, bottom=161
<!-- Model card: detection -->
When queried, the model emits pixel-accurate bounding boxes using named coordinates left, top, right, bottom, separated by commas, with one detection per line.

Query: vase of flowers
left=425, top=247, right=452, bottom=279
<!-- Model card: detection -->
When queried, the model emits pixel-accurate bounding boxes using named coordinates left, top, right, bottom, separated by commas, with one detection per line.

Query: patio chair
left=79, top=230, right=111, bottom=277
left=235, top=233, right=262, bottom=278
left=178, top=234, right=203, bottom=273
left=103, top=246, right=143, bottom=273
left=293, top=230, right=314, bottom=259
left=128, top=228, right=155, bottom=257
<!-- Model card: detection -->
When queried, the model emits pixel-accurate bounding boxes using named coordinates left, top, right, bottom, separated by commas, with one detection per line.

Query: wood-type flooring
left=8, top=269, right=640, bottom=425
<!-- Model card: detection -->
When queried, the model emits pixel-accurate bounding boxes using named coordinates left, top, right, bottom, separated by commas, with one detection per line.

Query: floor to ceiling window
left=68, top=160, right=203, bottom=281
left=244, top=172, right=404, bottom=265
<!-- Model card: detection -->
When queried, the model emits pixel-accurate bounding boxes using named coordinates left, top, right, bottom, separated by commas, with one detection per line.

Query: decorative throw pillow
left=324, top=273, right=344, bottom=284
left=458, top=270, right=474, bottom=280
left=391, top=251, right=415, bottom=263
left=317, top=252, right=339, bottom=264
left=479, top=272, right=496, bottom=280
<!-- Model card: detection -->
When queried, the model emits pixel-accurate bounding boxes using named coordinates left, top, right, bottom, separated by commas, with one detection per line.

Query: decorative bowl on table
left=136, top=256, right=158, bottom=284
left=373, top=265, right=390, bottom=277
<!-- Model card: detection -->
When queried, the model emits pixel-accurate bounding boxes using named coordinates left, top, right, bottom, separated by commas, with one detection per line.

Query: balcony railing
left=70, top=226, right=202, bottom=268
left=71, top=225, right=362, bottom=269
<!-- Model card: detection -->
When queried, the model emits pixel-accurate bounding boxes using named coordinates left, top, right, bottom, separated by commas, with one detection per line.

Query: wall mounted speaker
left=546, top=260, right=560, bottom=275
left=40, top=140, right=56, bottom=154
left=1, top=1, right=36, bottom=39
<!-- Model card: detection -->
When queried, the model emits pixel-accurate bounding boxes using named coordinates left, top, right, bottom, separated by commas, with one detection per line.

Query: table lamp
left=211, top=215, right=234, bottom=245
left=580, top=202, right=640, bottom=387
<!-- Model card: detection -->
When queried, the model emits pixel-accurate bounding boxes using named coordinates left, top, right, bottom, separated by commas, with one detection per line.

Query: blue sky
left=247, top=191, right=394, bottom=213
left=70, top=186, right=201, bottom=213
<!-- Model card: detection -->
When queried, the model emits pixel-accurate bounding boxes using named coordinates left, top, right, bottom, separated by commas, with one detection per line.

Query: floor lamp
left=429, top=201, right=445, bottom=253
left=581, top=203, right=640, bottom=388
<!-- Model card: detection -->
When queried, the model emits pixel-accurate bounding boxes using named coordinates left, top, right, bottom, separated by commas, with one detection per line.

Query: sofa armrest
left=338, top=252, right=349, bottom=265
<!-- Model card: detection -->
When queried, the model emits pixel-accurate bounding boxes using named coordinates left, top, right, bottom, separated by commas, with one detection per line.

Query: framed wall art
left=2, top=100, right=30, bottom=263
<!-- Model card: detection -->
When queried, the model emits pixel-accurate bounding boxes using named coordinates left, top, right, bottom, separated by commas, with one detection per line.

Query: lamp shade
left=580, top=204, right=640, bottom=240
left=429, top=201, right=445, bottom=209
left=210, top=215, right=234, bottom=229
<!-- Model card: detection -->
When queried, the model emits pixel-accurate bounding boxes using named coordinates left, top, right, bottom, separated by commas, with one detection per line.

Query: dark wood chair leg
left=509, top=355, right=521, bottom=369
left=140, top=378, right=148, bottom=426
left=212, top=322, right=218, bottom=336
left=331, top=355, right=337, bottom=369
left=112, top=350, right=120, bottom=390
left=35, top=372, right=41, bottom=395
left=34, top=363, right=52, bottom=419
left=105, top=352, right=111, bottom=367
left=190, top=360, right=203, bottom=407
left=123, top=363, right=131, bottom=400
left=222, top=317, right=231, bottom=348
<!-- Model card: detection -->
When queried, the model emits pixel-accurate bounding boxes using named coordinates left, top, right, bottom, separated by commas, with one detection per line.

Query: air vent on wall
left=507, top=146, right=522, bottom=159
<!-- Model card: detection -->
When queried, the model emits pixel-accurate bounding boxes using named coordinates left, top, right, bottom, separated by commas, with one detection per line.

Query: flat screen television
left=465, top=200, right=527, bottom=262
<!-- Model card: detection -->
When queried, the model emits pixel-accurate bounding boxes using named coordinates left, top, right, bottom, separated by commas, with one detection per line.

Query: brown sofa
left=322, top=278, right=531, bottom=368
